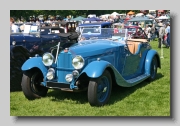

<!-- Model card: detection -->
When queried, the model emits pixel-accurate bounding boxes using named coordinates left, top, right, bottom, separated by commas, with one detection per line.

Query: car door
left=122, top=41, right=147, bottom=79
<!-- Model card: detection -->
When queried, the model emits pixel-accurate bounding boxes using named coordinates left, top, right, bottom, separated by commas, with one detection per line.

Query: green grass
left=10, top=39, right=170, bottom=116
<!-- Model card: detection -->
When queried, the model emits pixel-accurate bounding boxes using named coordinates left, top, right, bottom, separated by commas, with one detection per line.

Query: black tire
left=88, top=70, right=112, bottom=106
left=21, top=71, right=48, bottom=100
left=10, top=52, right=28, bottom=92
left=147, top=56, right=158, bottom=81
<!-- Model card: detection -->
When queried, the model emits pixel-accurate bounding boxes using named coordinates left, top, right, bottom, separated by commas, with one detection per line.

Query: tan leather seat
left=127, top=41, right=140, bottom=54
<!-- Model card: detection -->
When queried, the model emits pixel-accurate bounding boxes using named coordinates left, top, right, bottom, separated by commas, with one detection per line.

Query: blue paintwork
left=79, top=59, right=149, bottom=87
left=122, top=44, right=149, bottom=79
left=21, top=36, right=161, bottom=89
left=69, top=40, right=122, bottom=57
left=21, top=57, right=48, bottom=77
left=10, top=33, right=61, bottom=55
left=10, top=24, right=77, bottom=58
left=145, top=49, right=161, bottom=75
left=56, top=51, right=74, bottom=83
left=97, top=75, right=111, bottom=102
left=81, top=60, right=111, bottom=78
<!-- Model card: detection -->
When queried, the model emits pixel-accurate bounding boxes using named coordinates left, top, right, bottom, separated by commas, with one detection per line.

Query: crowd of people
left=143, top=21, right=170, bottom=48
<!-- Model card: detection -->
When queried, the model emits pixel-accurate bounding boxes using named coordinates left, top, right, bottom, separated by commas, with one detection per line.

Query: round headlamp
left=72, top=55, right=84, bottom=69
left=42, top=53, right=54, bottom=66
left=65, top=74, right=73, bottom=83
left=46, top=68, right=55, bottom=80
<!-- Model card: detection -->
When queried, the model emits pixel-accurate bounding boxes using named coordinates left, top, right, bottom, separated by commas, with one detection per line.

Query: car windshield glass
left=81, top=26, right=101, bottom=34
left=80, top=28, right=128, bottom=40
left=10, top=23, right=40, bottom=34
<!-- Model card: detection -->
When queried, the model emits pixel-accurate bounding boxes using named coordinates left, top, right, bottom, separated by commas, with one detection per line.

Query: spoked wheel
left=88, top=70, right=112, bottom=107
left=21, top=71, right=48, bottom=100
left=147, top=56, right=158, bottom=81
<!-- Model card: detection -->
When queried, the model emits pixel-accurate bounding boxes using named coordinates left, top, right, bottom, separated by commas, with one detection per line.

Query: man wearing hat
left=158, top=23, right=168, bottom=48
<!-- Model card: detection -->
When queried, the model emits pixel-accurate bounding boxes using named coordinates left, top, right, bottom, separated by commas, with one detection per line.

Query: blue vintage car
left=10, top=22, right=78, bottom=91
left=21, top=28, right=161, bottom=106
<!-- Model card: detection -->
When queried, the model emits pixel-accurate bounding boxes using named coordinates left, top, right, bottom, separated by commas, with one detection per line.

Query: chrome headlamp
left=46, top=68, right=55, bottom=80
left=72, top=55, right=84, bottom=69
left=42, top=53, right=54, bottom=66
left=65, top=74, right=73, bottom=83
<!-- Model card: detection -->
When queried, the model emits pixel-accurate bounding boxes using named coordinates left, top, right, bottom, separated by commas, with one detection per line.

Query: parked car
left=10, top=22, right=78, bottom=91
left=124, top=25, right=148, bottom=39
left=112, top=24, right=147, bottom=39
left=126, top=17, right=154, bottom=29
left=21, top=28, right=161, bottom=107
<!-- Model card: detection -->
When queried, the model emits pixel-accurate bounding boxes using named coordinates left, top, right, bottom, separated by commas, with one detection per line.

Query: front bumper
left=46, top=81, right=70, bottom=89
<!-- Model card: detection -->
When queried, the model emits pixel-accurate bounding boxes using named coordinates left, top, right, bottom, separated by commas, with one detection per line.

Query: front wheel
left=88, top=70, right=112, bottom=106
left=147, top=56, right=158, bottom=81
left=21, top=71, right=48, bottom=100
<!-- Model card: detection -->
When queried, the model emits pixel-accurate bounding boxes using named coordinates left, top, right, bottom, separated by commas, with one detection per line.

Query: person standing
left=150, top=24, right=156, bottom=41
left=145, top=24, right=151, bottom=41
left=147, top=30, right=151, bottom=42
left=165, top=22, right=170, bottom=47
left=158, top=23, right=168, bottom=48
left=10, top=17, right=19, bottom=33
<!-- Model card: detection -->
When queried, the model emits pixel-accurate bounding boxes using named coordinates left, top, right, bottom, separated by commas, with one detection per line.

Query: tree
left=10, top=10, right=142, bottom=20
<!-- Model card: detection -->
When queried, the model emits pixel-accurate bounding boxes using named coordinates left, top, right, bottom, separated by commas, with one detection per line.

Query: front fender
left=21, top=57, right=48, bottom=77
left=81, top=60, right=111, bottom=78
left=145, top=49, right=161, bottom=75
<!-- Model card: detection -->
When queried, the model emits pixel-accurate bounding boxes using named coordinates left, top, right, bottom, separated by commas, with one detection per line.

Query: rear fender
left=81, top=60, right=111, bottom=78
left=21, top=57, right=48, bottom=77
left=145, top=49, right=161, bottom=75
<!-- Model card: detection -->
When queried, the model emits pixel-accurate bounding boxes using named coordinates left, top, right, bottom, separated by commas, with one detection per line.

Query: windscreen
left=10, top=23, right=40, bottom=34
left=79, top=28, right=128, bottom=41
left=82, top=27, right=101, bottom=34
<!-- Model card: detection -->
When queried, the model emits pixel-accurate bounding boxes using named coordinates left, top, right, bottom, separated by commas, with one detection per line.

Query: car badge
left=64, top=48, right=69, bottom=53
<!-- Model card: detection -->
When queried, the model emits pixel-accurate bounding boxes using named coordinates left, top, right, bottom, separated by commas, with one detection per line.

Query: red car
left=124, top=25, right=147, bottom=39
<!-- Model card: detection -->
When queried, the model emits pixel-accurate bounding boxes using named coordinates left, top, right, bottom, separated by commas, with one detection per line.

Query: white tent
left=111, top=12, right=120, bottom=16
left=136, top=13, right=144, bottom=17
left=156, top=16, right=169, bottom=20
left=100, top=14, right=111, bottom=19
left=111, top=12, right=122, bottom=18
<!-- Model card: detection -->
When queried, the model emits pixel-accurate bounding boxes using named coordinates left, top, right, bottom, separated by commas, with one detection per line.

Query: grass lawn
left=10, top=39, right=170, bottom=116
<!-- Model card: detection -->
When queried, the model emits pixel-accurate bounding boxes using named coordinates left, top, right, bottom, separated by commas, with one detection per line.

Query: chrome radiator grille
left=56, top=52, right=74, bottom=83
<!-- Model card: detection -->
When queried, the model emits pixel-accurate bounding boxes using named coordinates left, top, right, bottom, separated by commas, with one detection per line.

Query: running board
left=126, top=74, right=149, bottom=84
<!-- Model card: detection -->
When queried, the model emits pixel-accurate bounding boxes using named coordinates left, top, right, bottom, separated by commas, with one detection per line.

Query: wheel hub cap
left=102, top=87, right=107, bottom=92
